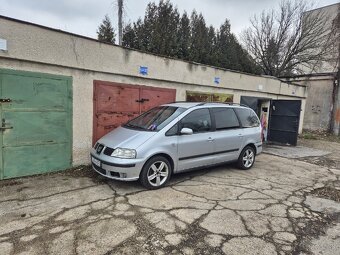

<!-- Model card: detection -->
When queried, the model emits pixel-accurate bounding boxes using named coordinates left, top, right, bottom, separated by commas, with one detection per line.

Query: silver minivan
left=90, top=102, right=262, bottom=189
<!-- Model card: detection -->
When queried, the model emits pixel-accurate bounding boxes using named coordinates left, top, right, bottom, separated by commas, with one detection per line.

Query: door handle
left=207, top=137, right=214, bottom=142
left=135, top=98, right=150, bottom=103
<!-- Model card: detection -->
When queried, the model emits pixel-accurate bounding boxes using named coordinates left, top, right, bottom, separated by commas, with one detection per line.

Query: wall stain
left=187, top=63, right=198, bottom=72
left=164, top=58, right=170, bottom=66
left=124, top=49, right=131, bottom=62
left=70, top=36, right=80, bottom=64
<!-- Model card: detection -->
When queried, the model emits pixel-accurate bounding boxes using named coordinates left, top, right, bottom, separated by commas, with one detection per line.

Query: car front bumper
left=90, top=152, right=144, bottom=181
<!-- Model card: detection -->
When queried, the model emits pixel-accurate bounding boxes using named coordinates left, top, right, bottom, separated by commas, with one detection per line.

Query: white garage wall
left=0, top=16, right=307, bottom=166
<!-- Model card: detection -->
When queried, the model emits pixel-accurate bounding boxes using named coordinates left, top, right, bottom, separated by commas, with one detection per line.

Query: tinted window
left=165, top=123, right=179, bottom=136
left=124, top=106, right=185, bottom=131
left=180, top=109, right=211, bottom=133
left=234, top=108, right=260, bottom=127
left=212, top=108, right=240, bottom=130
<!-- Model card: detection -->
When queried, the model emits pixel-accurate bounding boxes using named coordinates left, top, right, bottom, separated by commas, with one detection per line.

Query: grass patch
left=300, top=130, right=340, bottom=143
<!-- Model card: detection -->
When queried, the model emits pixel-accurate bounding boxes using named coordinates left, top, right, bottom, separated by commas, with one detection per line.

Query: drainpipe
left=331, top=5, right=340, bottom=135
left=332, top=70, right=340, bottom=135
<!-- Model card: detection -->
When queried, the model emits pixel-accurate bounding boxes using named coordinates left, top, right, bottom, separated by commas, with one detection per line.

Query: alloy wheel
left=242, top=149, right=254, bottom=168
left=147, top=161, right=169, bottom=187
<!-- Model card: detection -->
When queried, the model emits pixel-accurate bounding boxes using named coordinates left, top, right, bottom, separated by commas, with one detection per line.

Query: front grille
left=104, top=147, right=115, bottom=156
left=93, top=164, right=107, bottom=175
left=96, top=144, right=104, bottom=154
left=94, top=143, right=99, bottom=150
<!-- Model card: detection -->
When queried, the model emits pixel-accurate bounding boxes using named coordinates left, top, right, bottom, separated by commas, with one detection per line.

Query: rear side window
left=212, top=108, right=240, bottom=130
left=180, top=109, right=212, bottom=133
left=234, top=108, right=260, bottom=128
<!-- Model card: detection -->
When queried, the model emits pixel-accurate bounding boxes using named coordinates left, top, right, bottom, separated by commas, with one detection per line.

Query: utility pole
left=118, top=0, right=123, bottom=46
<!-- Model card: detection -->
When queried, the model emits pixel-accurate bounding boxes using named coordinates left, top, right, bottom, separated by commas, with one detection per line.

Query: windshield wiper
left=124, top=123, right=148, bottom=131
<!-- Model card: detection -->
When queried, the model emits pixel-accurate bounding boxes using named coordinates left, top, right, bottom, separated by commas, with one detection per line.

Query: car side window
left=234, top=108, right=260, bottom=128
left=165, top=123, right=179, bottom=136
left=180, top=108, right=212, bottom=133
left=212, top=108, right=240, bottom=130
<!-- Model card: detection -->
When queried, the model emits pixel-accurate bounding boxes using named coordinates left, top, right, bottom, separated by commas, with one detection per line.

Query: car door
left=234, top=107, right=262, bottom=146
left=210, top=107, right=244, bottom=164
left=177, top=108, right=215, bottom=171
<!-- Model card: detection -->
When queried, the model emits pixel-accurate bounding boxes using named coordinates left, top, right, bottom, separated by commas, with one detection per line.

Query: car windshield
left=124, top=106, right=186, bottom=131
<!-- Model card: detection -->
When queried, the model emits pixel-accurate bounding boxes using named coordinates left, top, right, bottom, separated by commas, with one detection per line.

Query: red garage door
left=93, top=80, right=176, bottom=144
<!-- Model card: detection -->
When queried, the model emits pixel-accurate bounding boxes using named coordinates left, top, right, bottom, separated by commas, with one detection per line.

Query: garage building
left=0, top=15, right=307, bottom=179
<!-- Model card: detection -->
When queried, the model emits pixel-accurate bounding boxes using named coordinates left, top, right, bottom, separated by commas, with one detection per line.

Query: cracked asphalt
left=0, top=140, right=340, bottom=255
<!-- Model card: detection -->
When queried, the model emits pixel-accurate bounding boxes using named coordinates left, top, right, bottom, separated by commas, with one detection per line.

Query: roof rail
left=168, top=101, right=190, bottom=103
left=204, top=102, right=250, bottom=108
left=196, top=102, right=206, bottom=106
left=168, top=101, right=207, bottom=106
left=167, top=101, right=250, bottom=108
left=166, top=101, right=206, bottom=109
left=223, top=102, right=250, bottom=108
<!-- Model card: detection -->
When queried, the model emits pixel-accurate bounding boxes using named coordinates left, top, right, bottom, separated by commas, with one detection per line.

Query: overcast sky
left=1, top=0, right=338, bottom=39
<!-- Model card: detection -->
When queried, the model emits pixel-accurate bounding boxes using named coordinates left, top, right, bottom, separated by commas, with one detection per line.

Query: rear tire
left=237, top=146, right=256, bottom=170
left=140, top=156, right=172, bottom=189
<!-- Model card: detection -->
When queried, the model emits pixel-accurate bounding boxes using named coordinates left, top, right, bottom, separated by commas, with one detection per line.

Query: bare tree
left=328, top=8, right=340, bottom=73
left=241, top=0, right=332, bottom=76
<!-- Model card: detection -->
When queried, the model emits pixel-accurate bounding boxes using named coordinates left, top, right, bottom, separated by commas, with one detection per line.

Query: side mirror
left=180, top=128, right=193, bottom=135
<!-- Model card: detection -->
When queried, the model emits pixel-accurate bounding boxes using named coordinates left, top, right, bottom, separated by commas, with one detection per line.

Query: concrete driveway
left=0, top=142, right=339, bottom=255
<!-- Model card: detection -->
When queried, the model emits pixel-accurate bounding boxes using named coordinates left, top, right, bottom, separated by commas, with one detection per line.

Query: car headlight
left=111, top=148, right=136, bottom=159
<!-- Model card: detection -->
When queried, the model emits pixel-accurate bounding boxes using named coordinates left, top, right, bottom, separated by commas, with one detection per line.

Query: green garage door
left=0, top=69, right=72, bottom=179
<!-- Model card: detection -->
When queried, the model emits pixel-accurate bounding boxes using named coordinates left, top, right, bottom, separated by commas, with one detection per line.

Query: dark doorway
left=240, top=96, right=270, bottom=142
left=240, top=96, right=261, bottom=113
left=268, top=100, right=301, bottom=146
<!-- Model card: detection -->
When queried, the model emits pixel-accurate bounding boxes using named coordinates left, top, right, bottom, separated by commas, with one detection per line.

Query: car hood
left=97, top=126, right=156, bottom=149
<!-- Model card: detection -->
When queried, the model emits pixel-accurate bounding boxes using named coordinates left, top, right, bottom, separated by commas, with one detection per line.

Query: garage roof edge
left=0, top=14, right=304, bottom=85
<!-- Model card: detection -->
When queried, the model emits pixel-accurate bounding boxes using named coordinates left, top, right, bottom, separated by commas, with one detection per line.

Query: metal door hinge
left=0, top=98, right=11, bottom=103
left=0, top=126, right=13, bottom=130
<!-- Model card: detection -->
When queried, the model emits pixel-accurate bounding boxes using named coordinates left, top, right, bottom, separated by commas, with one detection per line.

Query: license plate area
left=92, top=157, right=101, bottom=167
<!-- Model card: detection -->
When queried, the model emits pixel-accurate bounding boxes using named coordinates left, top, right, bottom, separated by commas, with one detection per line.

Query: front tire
left=237, top=146, right=256, bottom=170
left=140, top=156, right=172, bottom=189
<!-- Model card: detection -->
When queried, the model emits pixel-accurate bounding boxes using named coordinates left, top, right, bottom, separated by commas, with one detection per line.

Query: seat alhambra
left=91, top=102, right=262, bottom=189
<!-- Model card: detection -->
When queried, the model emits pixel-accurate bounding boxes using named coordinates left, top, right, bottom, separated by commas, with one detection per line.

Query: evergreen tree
left=215, top=19, right=232, bottom=68
left=122, top=23, right=136, bottom=48
left=132, top=0, right=179, bottom=56
left=142, top=2, right=157, bottom=52
left=133, top=18, right=148, bottom=51
left=153, top=0, right=180, bottom=56
left=177, top=11, right=191, bottom=60
left=121, top=1, right=260, bottom=74
left=235, top=38, right=261, bottom=74
left=189, top=11, right=209, bottom=63
left=215, top=20, right=260, bottom=73
left=206, top=25, right=217, bottom=65
left=97, top=15, right=116, bottom=44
